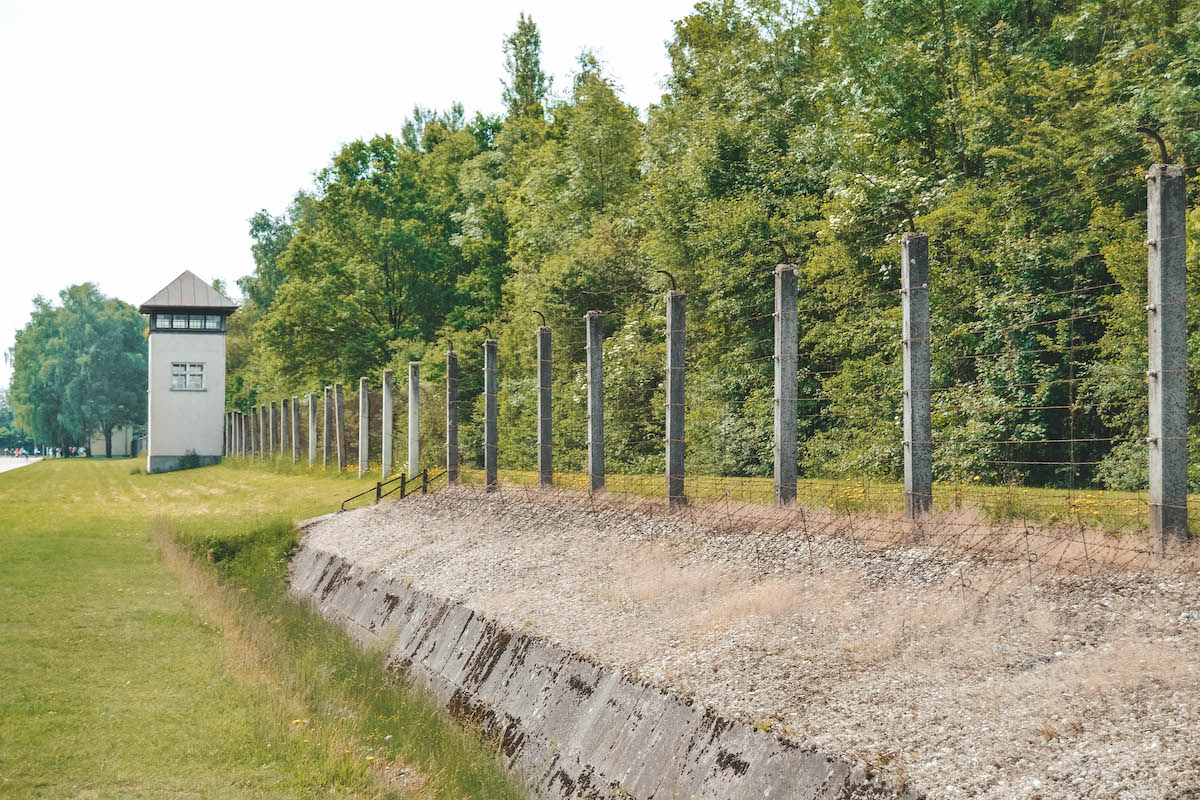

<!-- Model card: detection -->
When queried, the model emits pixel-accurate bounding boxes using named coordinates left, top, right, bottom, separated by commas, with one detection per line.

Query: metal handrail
left=338, top=468, right=448, bottom=512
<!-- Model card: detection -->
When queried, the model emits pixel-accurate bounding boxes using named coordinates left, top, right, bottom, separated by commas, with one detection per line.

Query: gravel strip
left=300, top=486, right=1200, bottom=799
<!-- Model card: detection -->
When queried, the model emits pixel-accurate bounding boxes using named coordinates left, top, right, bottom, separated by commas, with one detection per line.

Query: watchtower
left=138, top=271, right=237, bottom=473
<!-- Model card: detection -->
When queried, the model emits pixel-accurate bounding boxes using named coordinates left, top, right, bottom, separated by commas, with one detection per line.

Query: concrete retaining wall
left=290, top=543, right=914, bottom=800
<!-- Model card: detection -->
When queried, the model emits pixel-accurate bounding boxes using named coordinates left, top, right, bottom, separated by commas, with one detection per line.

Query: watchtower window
left=152, top=313, right=225, bottom=332
left=170, top=362, right=205, bottom=390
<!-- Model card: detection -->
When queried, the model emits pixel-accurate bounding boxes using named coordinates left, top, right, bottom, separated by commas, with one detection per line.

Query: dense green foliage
left=0, top=390, right=35, bottom=452
left=8, top=284, right=147, bottom=455
left=229, top=0, right=1200, bottom=490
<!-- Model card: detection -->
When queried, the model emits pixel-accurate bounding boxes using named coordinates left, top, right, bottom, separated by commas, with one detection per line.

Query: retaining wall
left=289, top=539, right=915, bottom=800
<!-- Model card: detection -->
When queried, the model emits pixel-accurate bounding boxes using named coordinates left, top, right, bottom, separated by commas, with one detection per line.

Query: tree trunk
left=104, top=426, right=113, bottom=459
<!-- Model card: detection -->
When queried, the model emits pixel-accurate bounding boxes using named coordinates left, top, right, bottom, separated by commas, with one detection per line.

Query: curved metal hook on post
left=533, top=310, right=547, bottom=327
left=654, top=269, right=679, bottom=291
left=766, top=239, right=790, bottom=264
left=445, top=337, right=455, bottom=354
left=1136, top=126, right=1171, bottom=165
left=480, top=325, right=493, bottom=342
left=888, top=202, right=916, bottom=233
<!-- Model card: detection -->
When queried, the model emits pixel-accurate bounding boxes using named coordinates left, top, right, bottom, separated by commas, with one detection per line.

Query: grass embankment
left=0, top=457, right=524, bottom=799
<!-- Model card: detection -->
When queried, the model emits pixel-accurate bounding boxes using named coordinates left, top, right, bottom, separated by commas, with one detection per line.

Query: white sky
left=0, top=0, right=696, bottom=388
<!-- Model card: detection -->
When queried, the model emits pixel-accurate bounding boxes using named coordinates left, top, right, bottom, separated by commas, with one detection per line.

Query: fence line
left=225, top=150, right=1194, bottom=563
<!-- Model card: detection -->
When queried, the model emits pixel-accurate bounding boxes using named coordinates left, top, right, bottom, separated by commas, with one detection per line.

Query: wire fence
left=226, top=136, right=1200, bottom=585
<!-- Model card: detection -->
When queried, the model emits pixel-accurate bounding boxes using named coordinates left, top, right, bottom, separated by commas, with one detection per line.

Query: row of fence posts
left=225, top=159, right=1188, bottom=551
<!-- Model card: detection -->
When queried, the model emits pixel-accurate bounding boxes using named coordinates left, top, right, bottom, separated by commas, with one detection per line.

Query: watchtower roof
left=138, top=270, right=237, bottom=314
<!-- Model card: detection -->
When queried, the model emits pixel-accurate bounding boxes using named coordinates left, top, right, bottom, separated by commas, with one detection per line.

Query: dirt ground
left=300, top=485, right=1200, bottom=799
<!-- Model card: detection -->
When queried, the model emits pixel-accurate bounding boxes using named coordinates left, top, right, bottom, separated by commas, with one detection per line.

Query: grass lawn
left=0, top=457, right=524, bottom=799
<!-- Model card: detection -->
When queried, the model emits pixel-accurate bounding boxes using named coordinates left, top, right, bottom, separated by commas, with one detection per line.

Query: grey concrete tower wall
left=901, top=233, right=933, bottom=518
left=446, top=351, right=459, bottom=484
left=358, top=377, right=369, bottom=478
left=586, top=311, right=605, bottom=493
left=1148, top=163, right=1189, bottom=549
left=536, top=326, right=553, bottom=487
left=483, top=339, right=498, bottom=492
left=665, top=290, right=686, bottom=506
left=774, top=264, right=798, bottom=506
left=382, top=370, right=394, bottom=480
left=408, top=363, right=420, bottom=476
left=289, top=544, right=914, bottom=800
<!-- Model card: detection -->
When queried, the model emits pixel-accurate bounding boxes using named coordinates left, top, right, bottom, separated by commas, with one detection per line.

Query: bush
left=1095, top=441, right=1148, bottom=491
left=178, top=450, right=204, bottom=470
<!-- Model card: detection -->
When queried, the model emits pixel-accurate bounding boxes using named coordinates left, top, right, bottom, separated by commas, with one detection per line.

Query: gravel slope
left=299, top=486, right=1200, bottom=799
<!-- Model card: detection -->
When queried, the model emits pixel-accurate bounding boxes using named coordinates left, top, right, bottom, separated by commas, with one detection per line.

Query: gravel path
left=300, top=486, right=1200, bottom=799
left=0, top=456, right=42, bottom=474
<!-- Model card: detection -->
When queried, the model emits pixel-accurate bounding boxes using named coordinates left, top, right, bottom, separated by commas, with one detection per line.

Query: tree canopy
left=8, top=285, right=147, bottom=456
left=226, top=2, right=1200, bottom=489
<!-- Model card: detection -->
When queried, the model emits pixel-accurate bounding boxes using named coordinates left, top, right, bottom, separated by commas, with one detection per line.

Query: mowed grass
left=0, top=457, right=525, bottom=800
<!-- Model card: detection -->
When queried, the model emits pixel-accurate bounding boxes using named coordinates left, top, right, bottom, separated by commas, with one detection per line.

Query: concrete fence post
left=1148, top=163, right=1189, bottom=550
left=382, top=369, right=394, bottom=480
left=334, top=382, right=346, bottom=472
left=307, top=392, right=317, bottom=467
left=260, top=404, right=267, bottom=459
left=902, top=232, right=933, bottom=518
left=483, top=338, right=498, bottom=492
left=280, top=398, right=290, bottom=458
left=291, top=396, right=299, bottom=464
left=586, top=311, right=605, bottom=493
left=446, top=350, right=459, bottom=484
left=665, top=290, right=686, bottom=506
left=224, top=412, right=231, bottom=456
left=774, top=263, right=799, bottom=506
left=408, top=362, right=420, bottom=476
left=248, top=409, right=256, bottom=458
left=358, top=377, right=369, bottom=478
left=537, top=324, right=553, bottom=487
left=268, top=401, right=276, bottom=456
left=323, top=386, right=332, bottom=469
left=237, top=412, right=244, bottom=456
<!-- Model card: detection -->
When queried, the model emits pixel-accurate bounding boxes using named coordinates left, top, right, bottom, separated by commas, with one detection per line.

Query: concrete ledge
left=290, top=544, right=915, bottom=800
left=147, top=454, right=221, bottom=473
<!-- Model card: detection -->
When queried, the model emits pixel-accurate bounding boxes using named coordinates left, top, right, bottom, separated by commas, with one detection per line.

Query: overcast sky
left=0, top=0, right=696, bottom=388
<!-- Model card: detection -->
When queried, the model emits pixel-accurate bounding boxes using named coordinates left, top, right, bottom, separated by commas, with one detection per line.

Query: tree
left=238, top=208, right=297, bottom=311
left=0, top=390, right=35, bottom=452
left=8, top=285, right=147, bottom=457
left=502, top=14, right=548, bottom=120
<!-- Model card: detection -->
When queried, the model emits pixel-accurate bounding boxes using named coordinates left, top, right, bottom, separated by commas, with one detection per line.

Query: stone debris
left=300, top=486, right=1200, bottom=799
